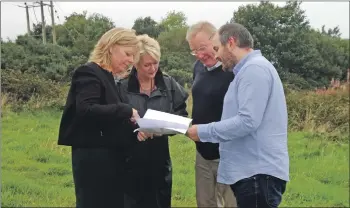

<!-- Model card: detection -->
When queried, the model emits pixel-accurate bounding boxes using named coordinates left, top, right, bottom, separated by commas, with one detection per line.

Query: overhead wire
left=31, top=3, right=39, bottom=24
left=52, top=1, right=87, bottom=40
left=52, top=1, right=76, bottom=42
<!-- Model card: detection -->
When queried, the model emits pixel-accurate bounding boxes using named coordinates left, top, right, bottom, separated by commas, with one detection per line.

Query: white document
left=134, top=109, right=192, bottom=135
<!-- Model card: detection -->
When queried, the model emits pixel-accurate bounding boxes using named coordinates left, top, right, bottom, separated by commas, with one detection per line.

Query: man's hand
left=186, top=125, right=199, bottom=142
left=130, top=108, right=140, bottom=124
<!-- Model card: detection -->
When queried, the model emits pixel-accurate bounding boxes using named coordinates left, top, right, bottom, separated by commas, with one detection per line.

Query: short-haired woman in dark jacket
left=58, top=28, right=141, bottom=208
left=117, top=34, right=189, bottom=208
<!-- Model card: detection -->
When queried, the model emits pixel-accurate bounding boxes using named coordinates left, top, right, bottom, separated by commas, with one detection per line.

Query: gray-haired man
left=186, top=21, right=236, bottom=208
left=186, top=23, right=289, bottom=208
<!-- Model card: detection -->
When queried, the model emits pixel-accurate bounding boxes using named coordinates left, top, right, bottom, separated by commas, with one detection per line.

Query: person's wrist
left=130, top=108, right=135, bottom=118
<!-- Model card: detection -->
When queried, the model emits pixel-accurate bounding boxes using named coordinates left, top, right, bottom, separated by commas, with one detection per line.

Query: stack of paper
left=134, top=109, right=192, bottom=135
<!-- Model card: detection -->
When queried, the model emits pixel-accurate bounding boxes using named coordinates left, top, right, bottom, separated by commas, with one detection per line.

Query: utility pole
left=15, top=3, right=40, bottom=36
left=25, top=3, right=31, bottom=35
left=40, top=1, right=46, bottom=44
left=50, top=1, right=56, bottom=44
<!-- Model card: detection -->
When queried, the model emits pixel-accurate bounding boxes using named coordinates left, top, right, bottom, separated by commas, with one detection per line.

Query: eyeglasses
left=190, top=32, right=216, bottom=56
left=190, top=45, right=208, bottom=56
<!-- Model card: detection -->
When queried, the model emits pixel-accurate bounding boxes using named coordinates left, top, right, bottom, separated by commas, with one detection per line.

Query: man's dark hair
left=218, top=23, right=254, bottom=48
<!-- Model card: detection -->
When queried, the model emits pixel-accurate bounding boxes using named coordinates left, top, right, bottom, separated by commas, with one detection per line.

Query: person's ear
left=109, top=45, right=118, bottom=54
left=227, top=36, right=236, bottom=49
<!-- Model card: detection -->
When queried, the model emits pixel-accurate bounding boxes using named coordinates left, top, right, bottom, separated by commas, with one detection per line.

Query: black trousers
left=123, top=165, right=172, bottom=208
left=71, top=147, right=125, bottom=208
left=230, top=174, right=287, bottom=208
left=123, top=160, right=172, bottom=208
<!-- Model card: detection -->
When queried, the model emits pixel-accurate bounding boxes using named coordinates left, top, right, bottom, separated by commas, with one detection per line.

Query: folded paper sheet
left=134, top=109, right=192, bottom=135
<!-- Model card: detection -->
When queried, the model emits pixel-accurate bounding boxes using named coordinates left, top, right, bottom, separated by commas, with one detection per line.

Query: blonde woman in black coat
left=58, top=28, right=141, bottom=208
left=117, top=34, right=189, bottom=208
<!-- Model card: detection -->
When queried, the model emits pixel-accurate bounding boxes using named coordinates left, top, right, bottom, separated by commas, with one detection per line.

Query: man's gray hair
left=218, top=23, right=254, bottom=48
left=186, top=21, right=217, bottom=42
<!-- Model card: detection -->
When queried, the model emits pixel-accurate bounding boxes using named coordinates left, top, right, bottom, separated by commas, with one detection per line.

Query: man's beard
left=221, top=49, right=237, bottom=72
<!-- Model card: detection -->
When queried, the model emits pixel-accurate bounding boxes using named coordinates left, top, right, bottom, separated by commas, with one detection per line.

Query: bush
left=1, top=69, right=69, bottom=111
left=167, top=69, right=192, bottom=87
left=286, top=85, right=349, bottom=141
left=1, top=36, right=87, bottom=82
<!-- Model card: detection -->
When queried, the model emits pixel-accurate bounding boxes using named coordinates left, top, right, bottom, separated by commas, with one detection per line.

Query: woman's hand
left=130, top=108, right=140, bottom=124
left=137, top=132, right=163, bottom=141
left=137, top=131, right=153, bottom=141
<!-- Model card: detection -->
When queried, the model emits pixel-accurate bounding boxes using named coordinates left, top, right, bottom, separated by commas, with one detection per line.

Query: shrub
left=286, top=84, right=349, bottom=141
left=167, top=69, right=192, bottom=87
left=1, top=69, right=69, bottom=111
left=1, top=36, right=87, bottom=82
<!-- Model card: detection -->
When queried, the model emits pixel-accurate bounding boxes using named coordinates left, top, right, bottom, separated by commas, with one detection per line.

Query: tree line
left=1, top=1, right=349, bottom=90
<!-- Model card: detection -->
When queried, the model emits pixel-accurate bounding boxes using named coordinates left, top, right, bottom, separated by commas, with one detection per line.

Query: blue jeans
left=230, top=174, right=286, bottom=208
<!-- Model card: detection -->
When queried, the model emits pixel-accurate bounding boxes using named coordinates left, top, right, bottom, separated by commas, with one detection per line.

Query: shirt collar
left=206, top=61, right=222, bottom=71
left=232, top=50, right=262, bottom=75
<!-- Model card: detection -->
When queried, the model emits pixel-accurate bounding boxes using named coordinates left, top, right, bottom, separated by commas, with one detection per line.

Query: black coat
left=58, top=62, right=134, bottom=148
left=118, top=67, right=189, bottom=208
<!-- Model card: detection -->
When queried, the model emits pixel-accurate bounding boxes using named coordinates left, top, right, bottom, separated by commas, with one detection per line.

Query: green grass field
left=1, top=110, right=349, bottom=207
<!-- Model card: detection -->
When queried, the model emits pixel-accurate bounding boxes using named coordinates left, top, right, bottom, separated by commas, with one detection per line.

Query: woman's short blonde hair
left=89, top=27, right=139, bottom=68
left=134, top=34, right=161, bottom=65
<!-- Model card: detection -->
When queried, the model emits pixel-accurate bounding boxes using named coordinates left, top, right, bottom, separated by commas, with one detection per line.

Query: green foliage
left=1, top=69, right=68, bottom=111
left=159, top=10, right=188, bottom=32
left=132, top=16, right=163, bottom=38
left=55, top=11, right=115, bottom=57
left=1, top=39, right=27, bottom=71
left=231, top=1, right=349, bottom=89
left=167, top=69, right=193, bottom=87
left=1, top=5, right=350, bottom=206
left=1, top=3, right=349, bottom=95
left=2, top=36, right=76, bottom=80
left=31, top=23, right=53, bottom=43
left=1, top=11, right=115, bottom=82
left=286, top=88, right=349, bottom=140
left=321, top=25, right=342, bottom=38
left=156, top=13, right=195, bottom=82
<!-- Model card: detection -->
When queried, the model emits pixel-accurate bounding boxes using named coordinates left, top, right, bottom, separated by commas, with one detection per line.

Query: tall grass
left=287, top=83, right=349, bottom=142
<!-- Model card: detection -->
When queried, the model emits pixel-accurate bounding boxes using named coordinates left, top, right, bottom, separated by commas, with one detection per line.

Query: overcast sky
left=1, top=1, right=349, bottom=41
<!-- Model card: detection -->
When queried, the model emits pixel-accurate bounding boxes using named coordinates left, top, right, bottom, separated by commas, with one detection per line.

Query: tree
left=159, top=11, right=188, bottom=32
left=157, top=11, right=195, bottom=74
left=31, top=23, right=53, bottom=43
left=321, top=25, right=342, bottom=38
left=230, top=1, right=345, bottom=89
left=1, top=11, right=116, bottom=81
left=132, top=16, right=163, bottom=38
left=155, top=11, right=194, bottom=86
left=55, top=11, right=115, bottom=57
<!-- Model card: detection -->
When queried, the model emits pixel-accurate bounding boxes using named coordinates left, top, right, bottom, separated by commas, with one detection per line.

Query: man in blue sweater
left=186, top=21, right=236, bottom=208
left=186, top=23, right=290, bottom=208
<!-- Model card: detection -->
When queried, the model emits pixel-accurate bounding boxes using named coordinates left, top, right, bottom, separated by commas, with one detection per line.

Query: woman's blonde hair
left=89, top=27, right=140, bottom=69
left=134, top=34, right=161, bottom=65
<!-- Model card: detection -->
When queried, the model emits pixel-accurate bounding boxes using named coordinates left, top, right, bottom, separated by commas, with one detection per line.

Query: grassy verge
left=1, top=110, right=349, bottom=207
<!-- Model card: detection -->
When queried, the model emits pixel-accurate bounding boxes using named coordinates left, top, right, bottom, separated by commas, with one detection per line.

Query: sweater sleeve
left=73, top=66, right=133, bottom=121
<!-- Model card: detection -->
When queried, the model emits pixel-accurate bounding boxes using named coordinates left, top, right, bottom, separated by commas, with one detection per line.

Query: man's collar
left=232, top=50, right=262, bottom=75
left=206, top=61, right=222, bottom=71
